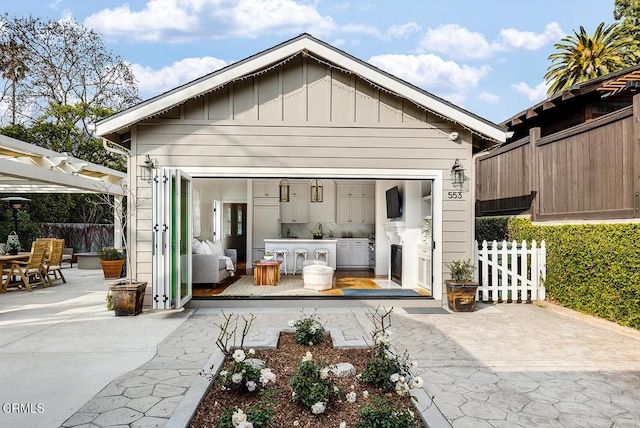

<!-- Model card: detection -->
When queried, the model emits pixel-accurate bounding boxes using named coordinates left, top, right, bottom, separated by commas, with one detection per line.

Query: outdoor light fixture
left=451, top=159, right=466, bottom=186
left=1, top=196, right=31, bottom=233
left=139, top=154, right=157, bottom=182
left=310, top=179, right=323, bottom=203
left=279, top=178, right=290, bottom=202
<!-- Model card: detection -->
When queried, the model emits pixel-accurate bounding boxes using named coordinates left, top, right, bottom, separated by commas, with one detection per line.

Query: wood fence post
left=529, top=127, right=541, bottom=221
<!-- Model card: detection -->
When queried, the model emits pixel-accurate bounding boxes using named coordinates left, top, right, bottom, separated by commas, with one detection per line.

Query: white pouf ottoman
left=301, top=259, right=328, bottom=279
left=303, top=264, right=334, bottom=291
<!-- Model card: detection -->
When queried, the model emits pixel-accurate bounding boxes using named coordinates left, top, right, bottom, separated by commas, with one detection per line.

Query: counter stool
left=272, top=248, right=289, bottom=275
left=292, top=248, right=309, bottom=275
left=314, top=248, right=330, bottom=263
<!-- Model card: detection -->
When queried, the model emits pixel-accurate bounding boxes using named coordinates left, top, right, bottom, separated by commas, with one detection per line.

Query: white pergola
left=0, top=133, right=127, bottom=247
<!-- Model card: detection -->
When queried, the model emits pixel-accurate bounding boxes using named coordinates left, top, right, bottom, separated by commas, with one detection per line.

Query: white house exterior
left=95, top=34, right=506, bottom=308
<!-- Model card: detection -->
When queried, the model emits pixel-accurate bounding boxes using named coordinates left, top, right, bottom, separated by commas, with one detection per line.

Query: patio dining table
left=1, top=252, right=32, bottom=292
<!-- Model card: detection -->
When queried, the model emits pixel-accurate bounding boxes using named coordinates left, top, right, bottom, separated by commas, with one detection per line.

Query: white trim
left=95, top=35, right=505, bottom=143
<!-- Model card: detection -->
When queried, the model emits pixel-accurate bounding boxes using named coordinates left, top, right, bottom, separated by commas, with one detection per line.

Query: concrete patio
left=1, top=267, right=639, bottom=427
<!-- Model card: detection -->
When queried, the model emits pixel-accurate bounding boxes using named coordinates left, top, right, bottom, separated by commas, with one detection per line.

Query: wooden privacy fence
left=474, top=240, right=546, bottom=303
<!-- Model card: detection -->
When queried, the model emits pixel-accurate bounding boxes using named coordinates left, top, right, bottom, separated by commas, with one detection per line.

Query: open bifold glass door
left=152, top=168, right=193, bottom=309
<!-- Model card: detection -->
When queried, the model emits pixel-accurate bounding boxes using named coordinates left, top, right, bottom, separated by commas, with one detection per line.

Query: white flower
left=231, top=373, right=243, bottom=384
left=346, top=391, right=357, bottom=403
left=408, top=409, right=415, bottom=418
left=362, top=390, right=369, bottom=398
left=237, top=422, right=253, bottom=428
left=340, top=423, right=346, bottom=428
left=310, top=326, right=317, bottom=333
left=302, top=351, right=313, bottom=362
left=311, top=401, right=326, bottom=415
left=220, top=370, right=228, bottom=377
left=246, top=380, right=256, bottom=392
left=320, top=367, right=331, bottom=380
left=288, top=320, right=296, bottom=328
left=248, top=349, right=256, bottom=355
left=410, top=376, right=424, bottom=388
left=390, top=373, right=400, bottom=382
left=232, top=408, right=247, bottom=426
left=233, top=349, right=246, bottom=363
left=259, top=368, right=276, bottom=385
left=308, top=341, right=313, bottom=346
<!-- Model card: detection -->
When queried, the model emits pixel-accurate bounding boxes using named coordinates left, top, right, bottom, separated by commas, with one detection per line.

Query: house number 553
left=447, top=191, right=463, bottom=199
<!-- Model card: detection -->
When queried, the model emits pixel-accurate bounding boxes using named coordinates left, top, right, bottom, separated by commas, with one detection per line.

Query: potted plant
left=99, top=247, right=125, bottom=279
left=445, top=259, right=479, bottom=312
left=313, top=231, right=324, bottom=239
left=7, top=241, right=20, bottom=255
left=95, top=176, right=151, bottom=316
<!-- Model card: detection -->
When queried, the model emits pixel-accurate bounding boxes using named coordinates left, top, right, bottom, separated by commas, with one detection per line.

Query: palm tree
left=544, top=22, right=639, bottom=96
left=0, top=39, right=29, bottom=124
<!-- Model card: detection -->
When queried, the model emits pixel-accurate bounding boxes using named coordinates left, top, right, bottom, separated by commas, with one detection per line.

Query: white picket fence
left=474, top=240, right=546, bottom=303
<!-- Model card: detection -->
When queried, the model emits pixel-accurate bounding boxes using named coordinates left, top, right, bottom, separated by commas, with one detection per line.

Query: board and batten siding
left=130, top=55, right=476, bottom=294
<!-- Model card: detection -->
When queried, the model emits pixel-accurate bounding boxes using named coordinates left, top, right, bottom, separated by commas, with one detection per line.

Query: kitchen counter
left=264, top=239, right=337, bottom=272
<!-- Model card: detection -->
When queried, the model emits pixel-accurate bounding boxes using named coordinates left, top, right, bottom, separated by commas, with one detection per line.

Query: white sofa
left=192, top=239, right=237, bottom=285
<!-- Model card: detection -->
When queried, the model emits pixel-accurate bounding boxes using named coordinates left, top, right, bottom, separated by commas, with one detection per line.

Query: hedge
left=507, top=218, right=640, bottom=329
left=475, top=217, right=509, bottom=242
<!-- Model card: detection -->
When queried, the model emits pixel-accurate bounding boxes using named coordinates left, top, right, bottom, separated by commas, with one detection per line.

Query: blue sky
left=4, top=0, right=618, bottom=124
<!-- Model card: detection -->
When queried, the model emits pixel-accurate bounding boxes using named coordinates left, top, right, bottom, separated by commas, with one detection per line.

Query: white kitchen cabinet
left=253, top=180, right=279, bottom=198
left=253, top=204, right=280, bottom=249
left=336, top=182, right=375, bottom=224
left=336, top=238, right=369, bottom=268
left=281, top=182, right=308, bottom=223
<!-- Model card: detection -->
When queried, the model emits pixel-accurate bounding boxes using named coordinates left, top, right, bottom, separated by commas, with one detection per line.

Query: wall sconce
left=279, top=178, right=290, bottom=202
left=451, top=159, right=465, bottom=186
left=139, top=154, right=157, bottom=182
left=310, top=179, right=323, bottom=203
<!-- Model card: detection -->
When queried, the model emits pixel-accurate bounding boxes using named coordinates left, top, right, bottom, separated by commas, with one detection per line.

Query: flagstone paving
left=61, top=302, right=640, bottom=428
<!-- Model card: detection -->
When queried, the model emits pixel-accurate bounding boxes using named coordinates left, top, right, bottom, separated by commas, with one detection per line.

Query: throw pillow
left=193, top=239, right=208, bottom=255
left=206, top=239, right=224, bottom=256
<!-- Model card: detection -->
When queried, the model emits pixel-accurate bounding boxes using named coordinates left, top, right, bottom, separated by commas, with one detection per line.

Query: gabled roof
left=95, top=33, right=505, bottom=144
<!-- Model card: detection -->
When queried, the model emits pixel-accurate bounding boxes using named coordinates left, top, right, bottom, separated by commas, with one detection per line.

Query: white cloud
left=512, top=81, right=548, bottom=102
left=386, top=22, right=421, bottom=38
left=130, top=57, right=228, bottom=96
left=420, top=22, right=564, bottom=60
left=479, top=92, right=500, bottom=104
left=368, top=53, right=490, bottom=104
left=84, top=0, right=336, bottom=42
left=420, top=24, right=497, bottom=59
left=499, top=22, right=564, bottom=50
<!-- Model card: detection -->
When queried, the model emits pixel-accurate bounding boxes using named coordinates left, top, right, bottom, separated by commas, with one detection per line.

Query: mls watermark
left=2, top=403, right=44, bottom=413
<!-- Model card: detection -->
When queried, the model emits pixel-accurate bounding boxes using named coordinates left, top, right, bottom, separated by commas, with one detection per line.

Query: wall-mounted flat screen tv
left=386, top=186, right=402, bottom=219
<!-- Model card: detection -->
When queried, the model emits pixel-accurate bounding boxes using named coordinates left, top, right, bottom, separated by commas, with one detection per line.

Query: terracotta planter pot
left=109, top=281, right=147, bottom=316
left=100, top=260, right=124, bottom=279
left=445, top=280, right=479, bottom=312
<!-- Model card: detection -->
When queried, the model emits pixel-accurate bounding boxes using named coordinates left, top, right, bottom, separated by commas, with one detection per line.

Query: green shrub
left=475, top=217, right=509, bottom=242
left=508, top=218, right=640, bottom=329
left=216, top=397, right=275, bottom=428
left=358, top=397, right=416, bottom=428
left=289, top=351, right=342, bottom=416
left=288, top=311, right=326, bottom=346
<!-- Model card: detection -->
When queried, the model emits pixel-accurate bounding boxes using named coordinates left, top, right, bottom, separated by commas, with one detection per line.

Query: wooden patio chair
left=4, top=240, right=50, bottom=291
left=44, top=239, right=66, bottom=285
